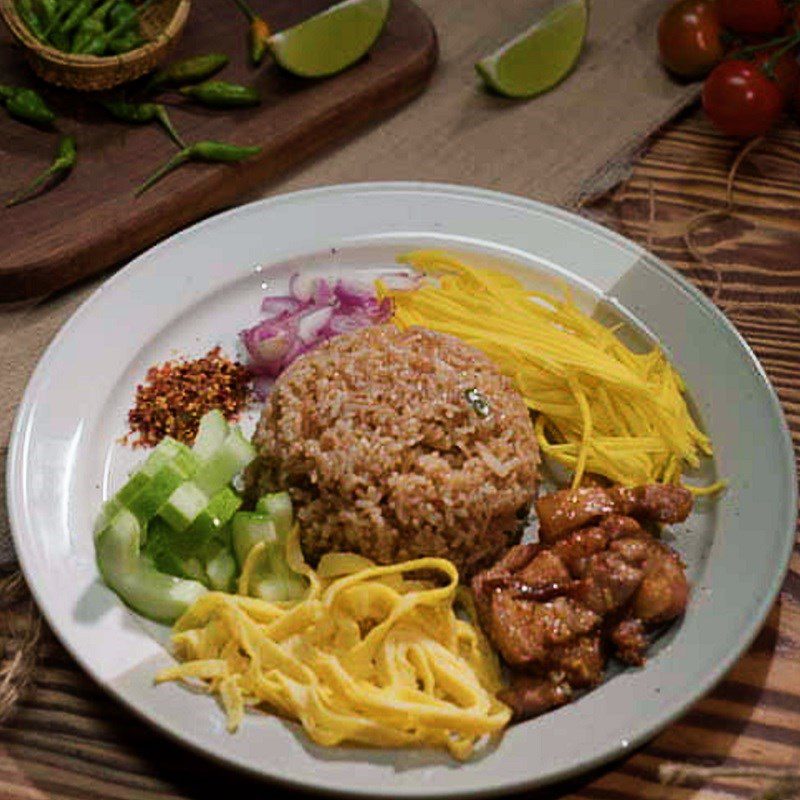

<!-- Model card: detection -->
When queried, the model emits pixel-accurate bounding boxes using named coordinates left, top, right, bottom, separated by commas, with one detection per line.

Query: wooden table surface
left=1, top=107, right=799, bottom=799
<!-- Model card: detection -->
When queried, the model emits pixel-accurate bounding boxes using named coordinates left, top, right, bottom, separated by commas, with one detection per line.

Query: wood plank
left=0, top=0, right=437, bottom=301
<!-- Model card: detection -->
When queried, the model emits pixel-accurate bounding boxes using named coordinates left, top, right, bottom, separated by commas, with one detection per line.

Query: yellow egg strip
left=156, top=534, right=510, bottom=760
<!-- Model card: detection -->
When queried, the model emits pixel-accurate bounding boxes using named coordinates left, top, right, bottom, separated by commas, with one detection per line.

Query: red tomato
left=702, top=59, right=784, bottom=136
left=753, top=48, right=800, bottom=102
left=658, top=0, right=725, bottom=78
left=718, top=0, right=788, bottom=36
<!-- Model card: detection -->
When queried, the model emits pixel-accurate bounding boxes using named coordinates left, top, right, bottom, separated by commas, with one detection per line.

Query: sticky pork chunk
left=473, top=486, right=691, bottom=723
left=534, top=484, right=693, bottom=543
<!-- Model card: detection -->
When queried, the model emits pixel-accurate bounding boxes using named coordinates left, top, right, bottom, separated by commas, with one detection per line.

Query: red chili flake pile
left=126, top=347, right=253, bottom=448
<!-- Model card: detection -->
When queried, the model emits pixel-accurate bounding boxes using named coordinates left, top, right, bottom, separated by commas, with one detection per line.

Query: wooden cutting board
left=0, top=0, right=437, bottom=301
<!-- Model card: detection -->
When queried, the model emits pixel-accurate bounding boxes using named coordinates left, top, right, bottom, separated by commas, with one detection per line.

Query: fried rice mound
left=245, top=325, right=539, bottom=577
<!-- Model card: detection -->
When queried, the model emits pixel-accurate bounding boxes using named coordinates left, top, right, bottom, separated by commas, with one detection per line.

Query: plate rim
left=7, top=181, right=797, bottom=798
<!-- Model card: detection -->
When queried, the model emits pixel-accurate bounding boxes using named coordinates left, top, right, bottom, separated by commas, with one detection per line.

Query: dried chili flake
left=126, top=347, right=252, bottom=448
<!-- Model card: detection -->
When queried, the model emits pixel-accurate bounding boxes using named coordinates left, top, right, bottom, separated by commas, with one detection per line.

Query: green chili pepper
left=89, top=0, right=118, bottom=22
left=2, top=87, right=56, bottom=126
left=70, top=15, right=104, bottom=52
left=227, top=0, right=270, bottom=65
left=43, top=0, right=79, bottom=40
left=148, top=53, right=229, bottom=90
left=103, top=99, right=186, bottom=147
left=107, top=29, right=144, bottom=53
left=34, top=0, right=58, bottom=28
left=7, top=135, right=77, bottom=207
left=16, top=0, right=46, bottom=39
left=72, top=0, right=153, bottom=55
left=107, top=0, right=134, bottom=28
left=178, top=80, right=260, bottom=108
left=135, top=140, right=261, bottom=195
left=50, top=26, right=71, bottom=50
left=61, top=0, right=98, bottom=35
left=91, top=0, right=154, bottom=51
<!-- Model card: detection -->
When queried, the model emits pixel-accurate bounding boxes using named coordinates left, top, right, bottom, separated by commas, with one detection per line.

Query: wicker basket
left=0, top=0, right=191, bottom=91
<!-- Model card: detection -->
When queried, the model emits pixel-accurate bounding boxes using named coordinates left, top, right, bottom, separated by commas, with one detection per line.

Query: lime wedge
left=268, top=0, right=391, bottom=78
left=476, top=0, right=588, bottom=99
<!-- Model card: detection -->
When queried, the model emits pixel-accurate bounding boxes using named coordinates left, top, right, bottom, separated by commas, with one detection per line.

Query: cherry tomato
left=718, top=0, right=788, bottom=36
left=658, top=0, right=725, bottom=78
left=753, top=48, right=800, bottom=102
left=702, top=59, right=784, bottom=136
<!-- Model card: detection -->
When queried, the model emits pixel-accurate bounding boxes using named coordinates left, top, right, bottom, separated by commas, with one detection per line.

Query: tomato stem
left=762, top=31, right=800, bottom=77
left=728, top=32, right=795, bottom=60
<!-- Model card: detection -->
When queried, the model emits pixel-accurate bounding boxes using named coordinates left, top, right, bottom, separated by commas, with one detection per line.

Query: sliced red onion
left=297, top=306, right=334, bottom=344
left=333, top=277, right=374, bottom=306
left=260, top=296, right=304, bottom=319
left=240, top=272, right=394, bottom=383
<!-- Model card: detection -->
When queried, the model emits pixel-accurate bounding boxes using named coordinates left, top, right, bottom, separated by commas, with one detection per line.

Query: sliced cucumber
left=94, top=438, right=199, bottom=536
left=126, top=459, right=194, bottom=525
left=192, top=409, right=229, bottom=461
left=143, top=518, right=205, bottom=581
left=96, top=510, right=206, bottom=624
left=114, top=471, right=151, bottom=506
left=193, top=428, right=256, bottom=496
left=252, top=543, right=307, bottom=602
left=232, top=494, right=306, bottom=602
left=232, top=512, right=276, bottom=568
left=159, top=481, right=208, bottom=532
left=205, top=545, right=237, bottom=592
left=255, top=491, right=293, bottom=538
left=185, top=486, right=241, bottom=541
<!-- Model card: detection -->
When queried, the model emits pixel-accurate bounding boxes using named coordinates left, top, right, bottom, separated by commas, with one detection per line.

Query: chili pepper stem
left=249, top=17, right=270, bottom=65
left=229, top=0, right=257, bottom=22
left=135, top=149, right=190, bottom=195
left=154, top=105, right=187, bottom=148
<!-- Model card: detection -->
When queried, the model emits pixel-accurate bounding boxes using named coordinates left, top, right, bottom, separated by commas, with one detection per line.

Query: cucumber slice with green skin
left=170, top=486, right=242, bottom=551
left=192, top=409, right=229, bottom=461
left=93, top=440, right=198, bottom=536
left=205, top=545, right=237, bottom=592
left=251, top=541, right=307, bottom=601
left=231, top=512, right=276, bottom=568
left=96, top=510, right=206, bottom=624
left=254, top=491, right=293, bottom=538
left=126, top=459, right=195, bottom=525
left=143, top=518, right=207, bottom=582
left=193, top=428, right=255, bottom=496
left=158, top=481, right=209, bottom=532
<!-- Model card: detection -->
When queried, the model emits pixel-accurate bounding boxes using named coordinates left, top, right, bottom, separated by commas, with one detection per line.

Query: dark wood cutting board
left=0, top=0, right=437, bottom=301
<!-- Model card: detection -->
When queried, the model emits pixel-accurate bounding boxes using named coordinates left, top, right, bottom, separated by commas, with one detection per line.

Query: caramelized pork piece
left=609, top=618, right=648, bottom=666
left=484, top=591, right=600, bottom=669
left=610, top=485, right=694, bottom=526
left=632, top=543, right=689, bottom=624
left=498, top=674, right=573, bottom=722
left=473, top=492, right=691, bottom=723
left=535, top=485, right=693, bottom=542
left=570, top=551, right=644, bottom=615
left=534, top=487, right=616, bottom=543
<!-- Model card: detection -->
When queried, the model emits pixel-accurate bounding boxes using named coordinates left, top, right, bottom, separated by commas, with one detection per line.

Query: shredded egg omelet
left=156, top=529, right=510, bottom=759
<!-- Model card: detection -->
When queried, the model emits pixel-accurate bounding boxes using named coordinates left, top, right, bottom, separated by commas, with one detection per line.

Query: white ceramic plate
left=7, top=183, right=797, bottom=798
